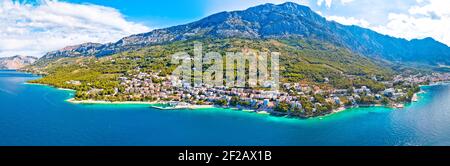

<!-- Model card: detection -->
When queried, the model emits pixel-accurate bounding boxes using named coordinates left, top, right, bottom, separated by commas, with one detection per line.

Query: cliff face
left=0, top=55, right=38, bottom=69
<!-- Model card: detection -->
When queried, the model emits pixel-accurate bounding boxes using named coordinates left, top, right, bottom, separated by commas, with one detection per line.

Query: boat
left=393, top=103, right=405, bottom=109
left=257, top=111, right=270, bottom=115
left=412, top=94, right=419, bottom=102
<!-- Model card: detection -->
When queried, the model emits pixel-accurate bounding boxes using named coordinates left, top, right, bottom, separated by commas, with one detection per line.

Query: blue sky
left=2, top=0, right=450, bottom=57
left=13, top=0, right=419, bottom=29
left=64, top=0, right=208, bottom=27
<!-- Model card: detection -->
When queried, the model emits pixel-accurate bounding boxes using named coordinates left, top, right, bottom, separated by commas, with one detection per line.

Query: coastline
left=420, top=81, right=450, bottom=88
left=66, top=98, right=215, bottom=109
left=24, top=82, right=76, bottom=92
left=66, top=98, right=159, bottom=105
left=25, top=79, right=433, bottom=119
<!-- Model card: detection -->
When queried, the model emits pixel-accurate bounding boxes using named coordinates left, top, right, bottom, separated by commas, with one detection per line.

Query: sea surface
left=1, top=70, right=450, bottom=146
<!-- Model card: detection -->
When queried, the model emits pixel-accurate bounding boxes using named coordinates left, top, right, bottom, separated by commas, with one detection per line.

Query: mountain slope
left=39, top=2, right=450, bottom=65
left=28, top=38, right=393, bottom=93
left=0, top=55, right=38, bottom=69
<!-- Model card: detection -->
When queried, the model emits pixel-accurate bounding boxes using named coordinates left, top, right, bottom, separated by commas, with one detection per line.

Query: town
left=71, top=68, right=450, bottom=118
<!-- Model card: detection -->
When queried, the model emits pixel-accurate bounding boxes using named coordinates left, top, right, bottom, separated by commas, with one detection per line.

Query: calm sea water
left=1, top=70, right=450, bottom=146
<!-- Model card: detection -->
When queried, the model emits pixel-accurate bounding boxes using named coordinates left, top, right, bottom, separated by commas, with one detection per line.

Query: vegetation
left=24, top=38, right=420, bottom=118
left=27, top=38, right=394, bottom=100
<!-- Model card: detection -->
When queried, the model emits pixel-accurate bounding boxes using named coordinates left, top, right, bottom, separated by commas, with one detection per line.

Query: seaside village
left=88, top=68, right=450, bottom=118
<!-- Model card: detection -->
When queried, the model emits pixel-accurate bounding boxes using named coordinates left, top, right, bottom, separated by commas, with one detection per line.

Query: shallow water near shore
left=1, top=70, right=450, bottom=146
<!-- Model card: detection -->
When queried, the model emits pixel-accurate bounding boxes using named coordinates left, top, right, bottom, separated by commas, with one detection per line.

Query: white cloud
left=317, top=0, right=355, bottom=8
left=372, top=0, right=450, bottom=46
left=326, top=15, right=370, bottom=27
left=0, top=0, right=150, bottom=58
left=317, top=0, right=333, bottom=8
left=340, top=0, right=355, bottom=5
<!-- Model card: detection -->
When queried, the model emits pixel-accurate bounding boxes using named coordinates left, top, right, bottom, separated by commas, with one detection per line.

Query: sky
left=1, top=0, right=450, bottom=57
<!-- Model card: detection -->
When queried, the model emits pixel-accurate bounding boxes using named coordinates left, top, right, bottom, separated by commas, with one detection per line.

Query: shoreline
left=25, top=79, right=431, bottom=119
left=66, top=98, right=159, bottom=105
left=66, top=98, right=215, bottom=109
left=60, top=97, right=421, bottom=120
left=24, top=82, right=76, bottom=92
left=420, top=81, right=450, bottom=87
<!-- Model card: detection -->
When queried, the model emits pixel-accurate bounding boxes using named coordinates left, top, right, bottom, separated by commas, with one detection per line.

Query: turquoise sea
left=1, top=70, right=450, bottom=146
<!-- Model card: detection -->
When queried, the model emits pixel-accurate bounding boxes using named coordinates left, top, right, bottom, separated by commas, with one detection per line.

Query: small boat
left=393, top=103, right=405, bottom=109
left=257, top=111, right=270, bottom=115
left=412, top=94, right=419, bottom=102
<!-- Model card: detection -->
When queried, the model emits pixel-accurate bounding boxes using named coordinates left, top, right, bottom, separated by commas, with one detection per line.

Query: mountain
left=40, top=2, right=450, bottom=65
left=0, top=55, right=38, bottom=69
left=42, top=43, right=103, bottom=59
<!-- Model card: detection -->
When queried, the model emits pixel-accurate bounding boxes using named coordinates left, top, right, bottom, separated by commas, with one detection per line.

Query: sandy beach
left=57, top=88, right=76, bottom=92
left=67, top=98, right=216, bottom=110
left=66, top=98, right=158, bottom=105
left=25, top=82, right=76, bottom=91
left=333, top=106, right=348, bottom=114
left=24, top=82, right=48, bottom=86
left=150, top=103, right=215, bottom=110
